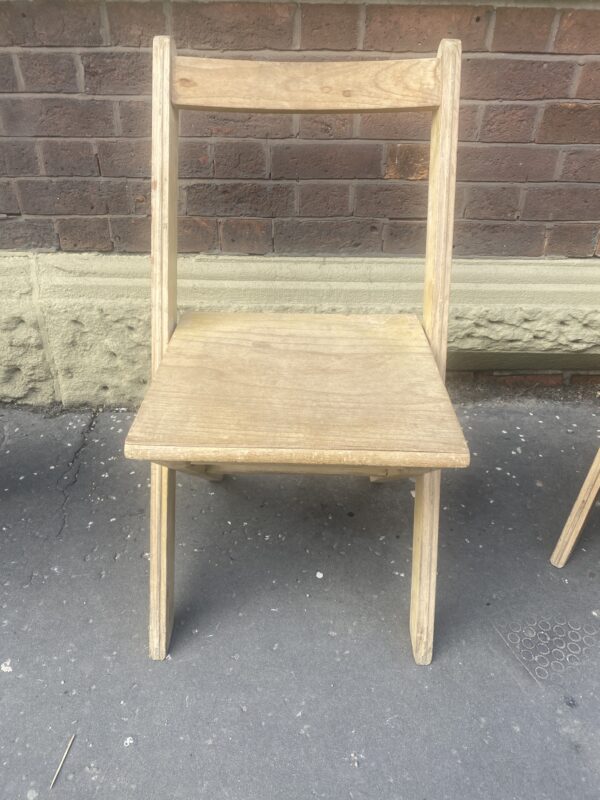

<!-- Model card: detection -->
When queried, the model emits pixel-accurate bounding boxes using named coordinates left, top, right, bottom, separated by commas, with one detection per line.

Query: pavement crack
left=55, top=410, right=99, bottom=538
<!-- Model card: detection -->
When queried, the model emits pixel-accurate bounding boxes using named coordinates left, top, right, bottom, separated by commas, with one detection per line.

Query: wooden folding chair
left=124, top=36, right=469, bottom=665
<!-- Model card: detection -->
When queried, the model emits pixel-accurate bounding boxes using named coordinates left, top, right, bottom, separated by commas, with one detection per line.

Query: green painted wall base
left=2, top=251, right=599, bottom=406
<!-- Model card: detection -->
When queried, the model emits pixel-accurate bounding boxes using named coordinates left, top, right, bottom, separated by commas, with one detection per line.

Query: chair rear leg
left=551, top=449, right=600, bottom=568
left=410, top=470, right=441, bottom=665
left=149, top=463, right=176, bottom=659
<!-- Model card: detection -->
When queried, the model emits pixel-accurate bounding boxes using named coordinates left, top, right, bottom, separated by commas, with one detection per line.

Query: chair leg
left=550, top=449, right=600, bottom=569
left=149, top=463, right=176, bottom=660
left=410, top=470, right=441, bottom=665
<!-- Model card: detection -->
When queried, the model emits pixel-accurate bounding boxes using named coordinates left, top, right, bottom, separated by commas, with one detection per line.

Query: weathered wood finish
left=551, top=449, right=600, bottom=568
left=173, top=56, right=441, bottom=113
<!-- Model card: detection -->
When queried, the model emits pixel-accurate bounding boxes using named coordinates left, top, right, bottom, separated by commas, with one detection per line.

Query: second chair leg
left=551, top=449, right=600, bottom=569
left=149, top=462, right=176, bottom=660
left=410, top=470, right=441, bottom=665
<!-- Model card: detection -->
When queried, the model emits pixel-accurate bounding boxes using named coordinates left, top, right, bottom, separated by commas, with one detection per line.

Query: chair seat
left=124, top=311, right=470, bottom=470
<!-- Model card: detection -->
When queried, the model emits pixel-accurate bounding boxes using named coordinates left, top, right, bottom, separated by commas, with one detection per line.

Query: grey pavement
left=1, top=398, right=599, bottom=800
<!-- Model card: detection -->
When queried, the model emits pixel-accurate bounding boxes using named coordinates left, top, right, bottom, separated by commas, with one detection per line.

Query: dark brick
left=359, top=106, right=479, bottom=142
left=272, top=143, right=382, bottom=180
left=214, top=141, right=267, bottom=179
left=111, top=216, right=150, bottom=253
left=179, top=217, right=219, bottom=253
left=179, top=142, right=212, bottom=179
left=0, top=1, right=103, bottom=46
left=0, top=98, right=115, bottom=137
left=0, top=182, right=19, bottom=214
left=180, top=111, right=293, bottom=139
left=0, top=54, right=17, bottom=91
left=561, top=150, right=600, bottom=183
left=383, top=221, right=427, bottom=254
left=545, top=223, right=600, bottom=257
left=364, top=5, right=490, bottom=52
left=482, top=372, right=564, bottom=388
left=462, top=58, right=575, bottom=101
left=492, top=7, right=555, bottom=53
left=298, top=184, right=350, bottom=217
left=186, top=182, right=294, bottom=217
left=385, top=144, right=429, bottom=180
left=18, top=52, right=78, bottom=93
left=578, top=64, right=600, bottom=100
left=555, top=11, right=600, bottom=55
left=118, top=100, right=152, bottom=138
left=298, top=115, right=354, bottom=140
left=40, top=141, right=98, bottom=177
left=82, top=52, right=152, bottom=96
left=354, top=184, right=428, bottom=218
left=97, top=140, right=151, bottom=178
left=220, top=218, right=272, bottom=254
left=457, top=145, right=557, bottom=182
left=107, top=2, right=166, bottom=46
left=274, top=218, right=383, bottom=254
left=18, top=179, right=131, bottom=215
left=173, top=2, right=295, bottom=50
left=0, top=217, right=57, bottom=250
left=0, top=141, right=38, bottom=176
left=570, top=373, right=600, bottom=386
left=300, top=4, right=360, bottom=50
left=452, top=221, right=545, bottom=256
left=479, top=105, right=538, bottom=143
left=463, top=186, right=521, bottom=220
left=56, top=218, right=113, bottom=252
left=129, top=180, right=151, bottom=215
left=522, top=186, right=600, bottom=221
left=537, top=104, right=600, bottom=144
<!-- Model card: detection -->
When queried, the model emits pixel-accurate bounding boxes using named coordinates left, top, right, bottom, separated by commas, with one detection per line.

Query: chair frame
left=146, top=36, right=462, bottom=665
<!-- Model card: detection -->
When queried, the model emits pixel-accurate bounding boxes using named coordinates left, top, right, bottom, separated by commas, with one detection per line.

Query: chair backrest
left=150, top=37, right=461, bottom=380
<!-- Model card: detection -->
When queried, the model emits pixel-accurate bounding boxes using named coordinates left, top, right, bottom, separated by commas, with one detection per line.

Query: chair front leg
left=410, top=469, right=441, bottom=665
left=149, top=463, right=176, bottom=659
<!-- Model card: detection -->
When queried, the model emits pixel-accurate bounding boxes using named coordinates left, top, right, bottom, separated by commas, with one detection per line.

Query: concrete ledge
left=1, top=251, right=599, bottom=407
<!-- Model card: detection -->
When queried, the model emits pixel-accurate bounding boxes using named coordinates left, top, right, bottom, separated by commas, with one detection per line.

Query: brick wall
left=0, top=1, right=599, bottom=258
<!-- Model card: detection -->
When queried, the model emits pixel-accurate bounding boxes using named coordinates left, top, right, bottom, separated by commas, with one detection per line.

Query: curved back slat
left=173, top=56, right=441, bottom=113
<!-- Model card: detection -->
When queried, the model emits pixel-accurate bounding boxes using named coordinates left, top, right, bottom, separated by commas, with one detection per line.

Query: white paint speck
left=315, top=571, right=323, bottom=579
left=1, top=659, right=13, bottom=673
left=27, top=790, right=38, bottom=800
left=123, top=737, right=134, bottom=747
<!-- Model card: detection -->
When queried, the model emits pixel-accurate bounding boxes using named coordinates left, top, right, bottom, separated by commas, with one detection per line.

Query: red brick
left=272, top=143, right=382, bottom=180
left=18, top=52, right=78, bottom=93
left=96, top=140, right=150, bottom=178
left=0, top=141, right=39, bottom=176
left=179, top=142, right=212, bottom=179
left=298, top=184, right=350, bottom=217
left=298, top=115, right=354, bottom=140
left=0, top=1, right=103, bottom=46
left=300, top=4, right=360, bottom=50
left=453, top=221, right=545, bottom=256
left=173, top=2, right=295, bottom=50
left=577, top=64, right=600, bottom=100
left=107, top=2, right=166, bottom=46
left=178, top=218, right=219, bottom=253
left=0, top=182, right=19, bottom=214
left=364, top=5, right=490, bottom=52
left=111, top=217, right=150, bottom=253
left=359, top=106, right=479, bottom=142
left=118, top=100, right=151, bottom=138
left=18, top=179, right=131, bottom=215
left=180, top=111, right=293, bottom=139
left=40, top=141, right=99, bottom=177
left=545, top=223, right=600, bottom=257
left=537, top=104, right=600, bottom=144
left=220, top=218, right=272, bottom=254
left=385, top=144, right=429, bottom=180
left=462, top=58, right=575, bottom=101
left=492, top=7, right=555, bottom=53
left=561, top=150, right=600, bottom=183
left=0, top=54, right=17, bottom=91
left=554, top=11, right=600, bottom=55
left=0, top=218, right=57, bottom=250
left=463, top=186, right=521, bottom=220
left=82, top=53, right=151, bottom=95
left=484, top=373, right=564, bottom=388
left=186, top=182, right=294, bottom=217
left=274, top=218, right=383, bottom=254
left=479, top=105, right=538, bottom=143
left=0, top=98, right=115, bottom=137
left=522, top=186, right=600, bottom=221
left=569, top=373, right=600, bottom=387
left=56, top=218, right=113, bottom=252
left=457, top=145, right=557, bottom=182
left=214, top=141, right=267, bottom=179
left=354, top=184, right=428, bottom=218
left=383, top=221, right=427, bottom=254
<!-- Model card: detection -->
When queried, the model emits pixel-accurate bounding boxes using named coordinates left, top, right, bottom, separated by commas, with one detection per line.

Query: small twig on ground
left=50, top=734, right=76, bottom=790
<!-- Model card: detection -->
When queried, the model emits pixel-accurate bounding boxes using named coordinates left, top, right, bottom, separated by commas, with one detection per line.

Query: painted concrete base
left=1, top=251, right=599, bottom=406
